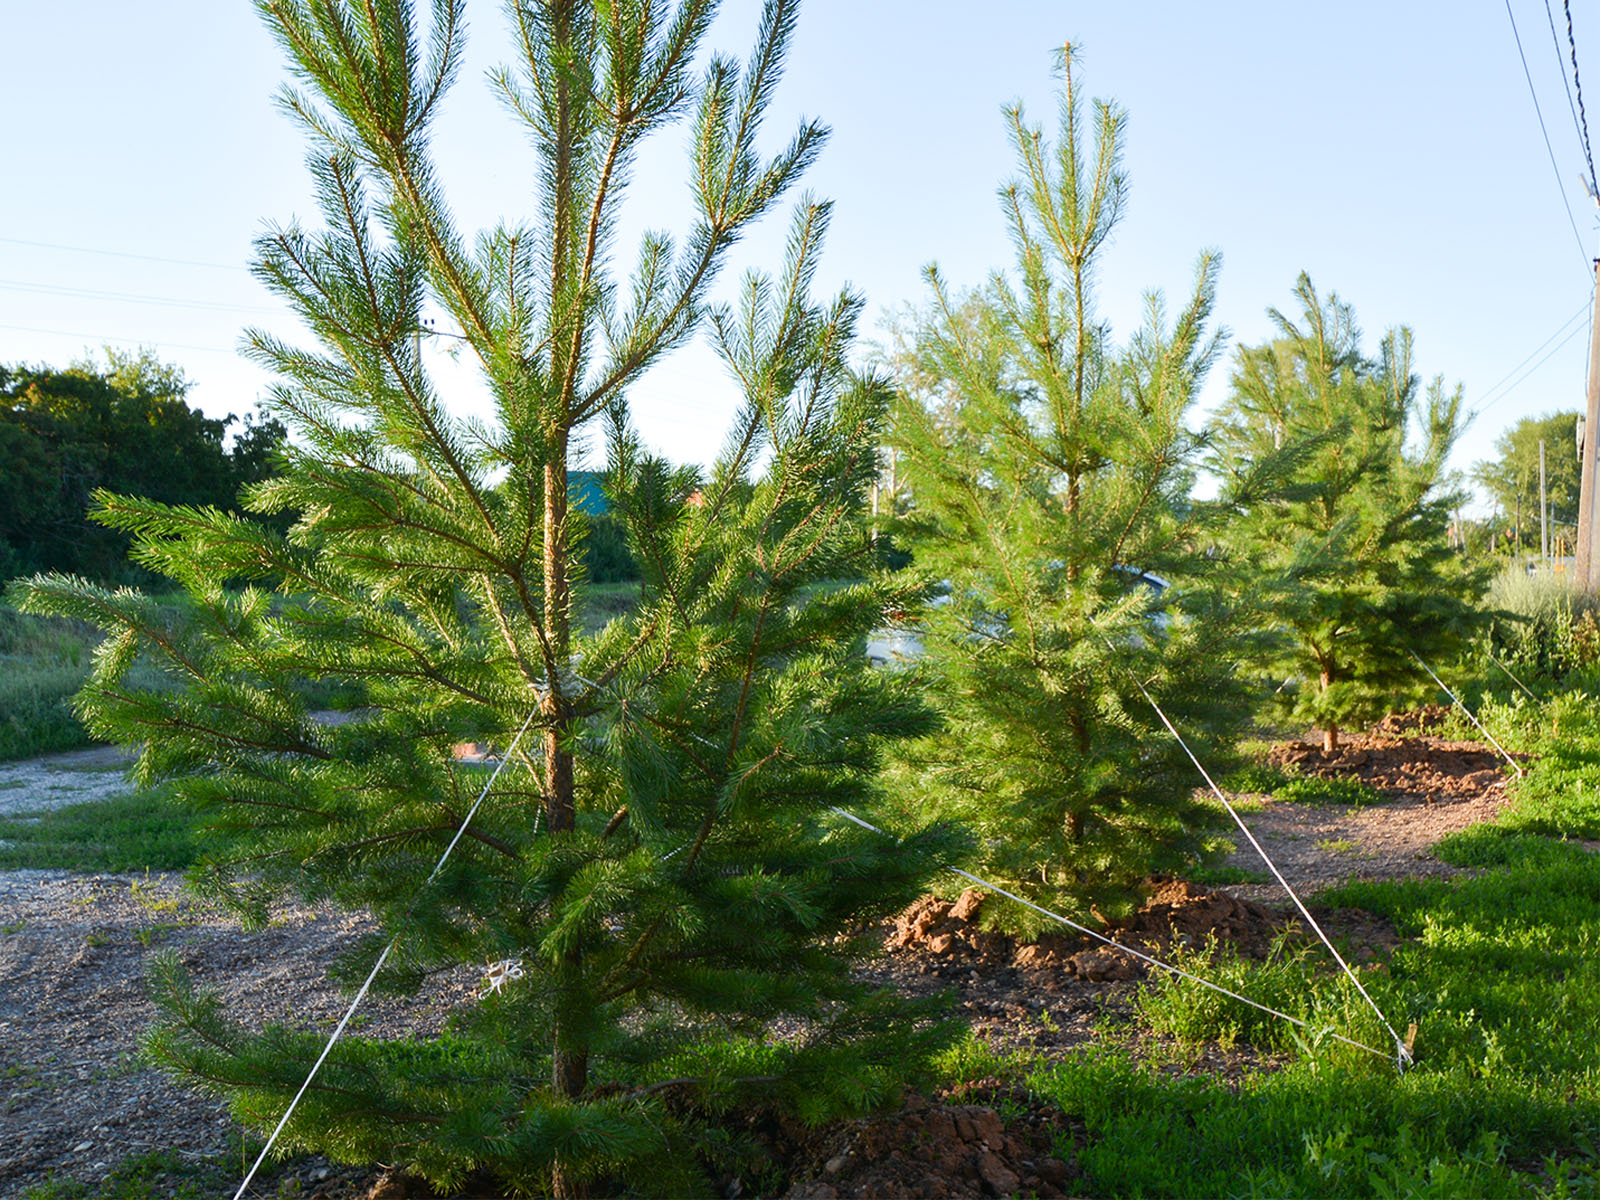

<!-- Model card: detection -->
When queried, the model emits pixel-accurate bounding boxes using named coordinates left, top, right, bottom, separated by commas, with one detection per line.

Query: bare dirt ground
left=0, top=721, right=1523, bottom=1198
left=1225, top=721, right=1521, bottom=902
left=0, top=869, right=479, bottom=1199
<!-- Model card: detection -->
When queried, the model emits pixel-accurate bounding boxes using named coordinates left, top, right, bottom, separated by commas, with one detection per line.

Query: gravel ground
left=0, top=869, right=479, bottom=1199
left=0, top=747, right=137, bottom=819
left=0, top=728, right=1526, bottom=1198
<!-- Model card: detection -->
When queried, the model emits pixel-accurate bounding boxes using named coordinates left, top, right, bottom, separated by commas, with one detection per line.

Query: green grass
left=0, top=605, right=98, bottom=761
left=577, top=579, right=641, bottom=635
left=0, top=784, right=200, bottom=872
left=1014, top=684, right=1600, bottom=1197
left=0, top=588, right=640, bottom=763
left=1220, top=762, right=1292, bottom=795
left=1187, top=863, right=1273, bottom=888
left=1219, top=761, right=1384, bottom=808
left=1276, top=774, right=1385, bottom=808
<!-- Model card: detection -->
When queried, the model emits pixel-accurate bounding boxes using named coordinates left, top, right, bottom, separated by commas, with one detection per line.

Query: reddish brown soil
left=1268, top=715, right=1520, bottom=803
left=884, top=881, right=1287, bottom=985
left=779, top=1082, right=1081, bottom=1199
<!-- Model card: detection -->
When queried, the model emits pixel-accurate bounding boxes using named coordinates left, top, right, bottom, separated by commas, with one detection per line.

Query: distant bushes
left=0, top=606, right=96, bottom=760
left=1479, top=568, right=1600, bottom=682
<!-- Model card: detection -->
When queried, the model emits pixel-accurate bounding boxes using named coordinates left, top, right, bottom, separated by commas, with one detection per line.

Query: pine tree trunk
left=544, top=459, right=576, bottom=837
left=1318, top=667, right=1337, bottom=754
left=543, top=449, right=588, bottom=1200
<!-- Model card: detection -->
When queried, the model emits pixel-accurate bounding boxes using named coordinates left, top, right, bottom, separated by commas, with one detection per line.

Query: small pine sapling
left=884, top=48, right=1263, bottom=925
left=1208, top=274, right=1488, bottom=753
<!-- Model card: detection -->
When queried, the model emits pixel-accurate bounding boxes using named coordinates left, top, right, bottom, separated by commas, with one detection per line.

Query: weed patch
left=1277, top=774, right=1385, bottom=807
left=0, top=785, right=199, bottom=873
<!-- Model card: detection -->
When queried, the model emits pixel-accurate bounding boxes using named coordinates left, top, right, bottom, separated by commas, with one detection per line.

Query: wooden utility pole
left=1541, top=438, right=1550, bottom=564
left=1576, top=255, right=1600, bottom=587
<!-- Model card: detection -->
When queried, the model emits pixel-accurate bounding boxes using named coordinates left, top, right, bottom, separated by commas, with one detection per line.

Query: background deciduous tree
left=0, top=349, right=285, bottom=583
left=1473, top=411, right=1581, bottom=556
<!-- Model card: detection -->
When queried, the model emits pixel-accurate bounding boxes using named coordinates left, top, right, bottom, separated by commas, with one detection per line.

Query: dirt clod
left=886, top=877, right=1287, bottom=985
left=779, top=1083, right=1080, bottom=1199
left=1269, top=728, right=1517, bottom=803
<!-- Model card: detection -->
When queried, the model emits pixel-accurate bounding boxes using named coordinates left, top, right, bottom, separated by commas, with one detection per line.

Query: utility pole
left=1541, top=438, right=1550, bottom=566
left=1577, top=249, right=1600, bottom=588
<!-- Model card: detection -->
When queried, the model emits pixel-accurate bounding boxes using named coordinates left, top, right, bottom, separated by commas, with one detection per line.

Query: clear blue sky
left=4, top=1, right=1599, bottom=513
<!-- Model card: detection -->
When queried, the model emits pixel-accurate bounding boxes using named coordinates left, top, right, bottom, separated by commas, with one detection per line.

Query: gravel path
left=0, top=746, right=137, bottom=818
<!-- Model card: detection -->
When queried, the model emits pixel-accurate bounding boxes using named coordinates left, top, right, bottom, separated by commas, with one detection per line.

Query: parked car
left=865, top=568, right=1169, bottom=668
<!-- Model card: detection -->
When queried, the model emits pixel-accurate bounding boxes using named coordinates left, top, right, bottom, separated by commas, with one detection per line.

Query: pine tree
left=1208, top=273, right=1485, bottom=753
left=13, top=1, right=962, bottom=1193
left=884, top=48, right=1260, bottom=924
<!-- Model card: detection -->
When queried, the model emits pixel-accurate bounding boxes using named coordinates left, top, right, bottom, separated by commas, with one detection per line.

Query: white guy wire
left=825, top=806, right=1391, bottom=1062
left=233, top=709, right=541, bottom=1200
left=1487, top=652, right=1541, bottom=702
left=583, top=663, right=1396, bottom=1063
left=1405, top=646, right=1525, bottom=778
left=1117, top=668, right=1412, bottom=1066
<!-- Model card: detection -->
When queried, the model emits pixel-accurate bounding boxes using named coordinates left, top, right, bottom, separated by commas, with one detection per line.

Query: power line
left=1478, top=296, right=1588, bottom=397
left=0, top=278, right=282, bottom=316
left=1507, top=0, right=1593, bottom=274
left=1544, top=0, right=1590, bottom=168
left=1473, top=303, right=1592, bottom=416
left=0, top=235, right=248, bottom=272
left=0, top=322, right=240, bottom=357
left=1563, top=0, right=1600, bottom=199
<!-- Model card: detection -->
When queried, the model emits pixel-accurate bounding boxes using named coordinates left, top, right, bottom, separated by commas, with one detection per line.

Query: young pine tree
left=1208, top=273, right=1485, bottom=753
left=14, top=1, right=962, bottom=1193
left=885, top=48, right=1262, bottom=924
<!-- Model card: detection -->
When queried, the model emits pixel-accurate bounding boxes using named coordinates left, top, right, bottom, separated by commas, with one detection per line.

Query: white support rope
left=1487, top=652, right=1539, bottom=702
left=826, top=806, right=1392, bottom=1062
left=1116, top=670, right=1413, bottom=1068
left=584, top=660, right=1400, bottom=1063
left=1404, top=646, right=1525, bottom=778
left=233, top=710, right=541, bottom=1200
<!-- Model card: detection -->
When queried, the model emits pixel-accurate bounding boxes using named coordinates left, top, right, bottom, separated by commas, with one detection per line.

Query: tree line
left=0, top=350, right=286, bottom=584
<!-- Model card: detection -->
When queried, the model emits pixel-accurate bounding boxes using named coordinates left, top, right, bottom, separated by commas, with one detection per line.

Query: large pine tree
left=885, top=49, right=1262, bottom=922
left=1208, top=273, right=1484, bottom=752
left=14, top=1, right=961, bottom=1193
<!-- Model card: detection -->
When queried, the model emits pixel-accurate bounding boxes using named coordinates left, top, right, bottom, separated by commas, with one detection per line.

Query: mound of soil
left=354, top=1083, right=1080, bottom=1200
left=1269, top=731, right=1514, bottom=802
left=885, top=880, right=1287, bottom=987
left=780, top=1083, right=1080, bottom=1199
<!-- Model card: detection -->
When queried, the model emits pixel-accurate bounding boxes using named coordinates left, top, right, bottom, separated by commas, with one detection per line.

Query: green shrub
left=1478, top=567, right=1600, bottom=683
